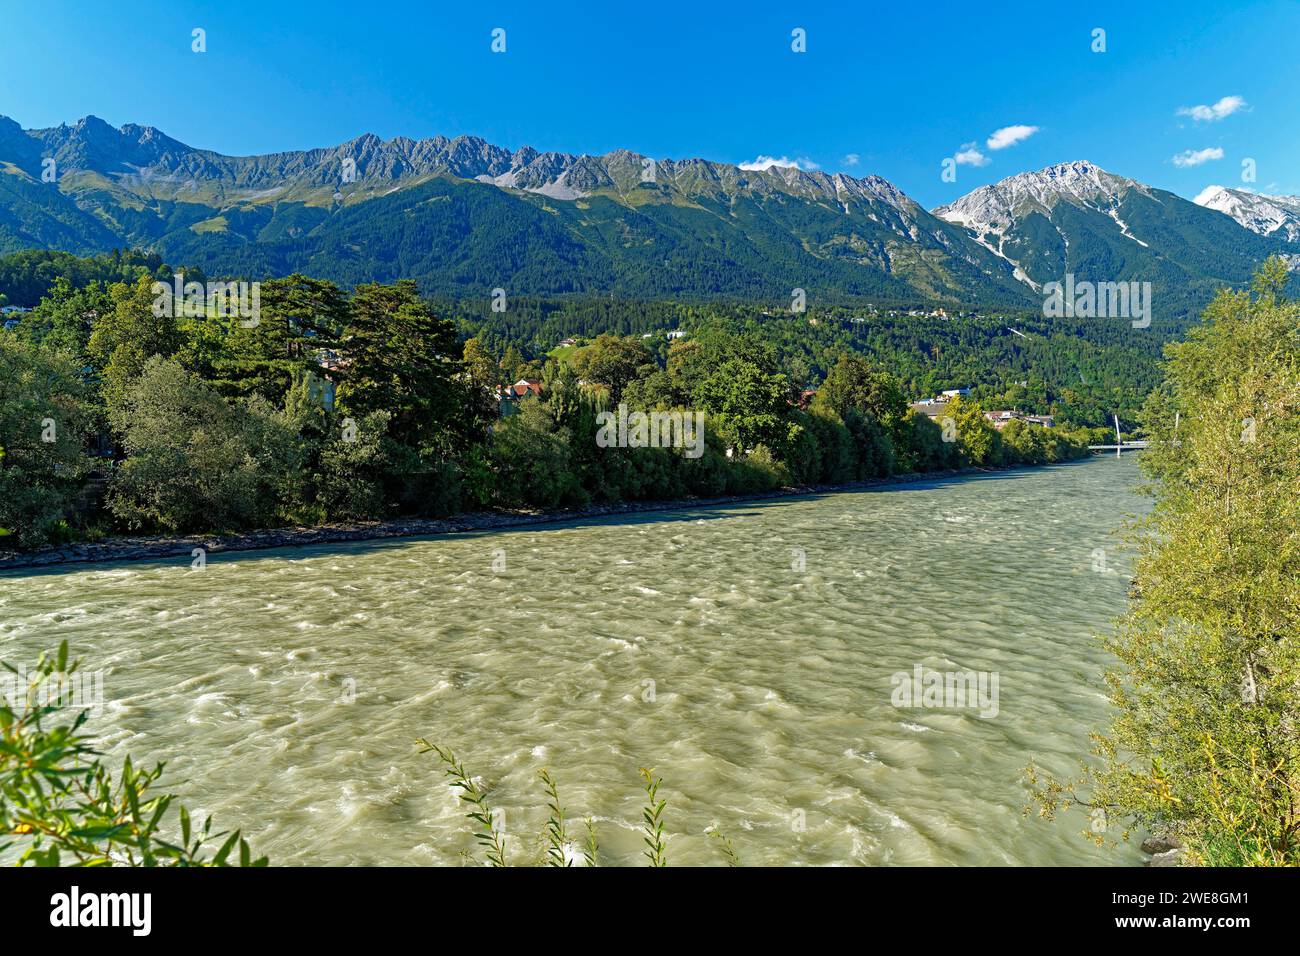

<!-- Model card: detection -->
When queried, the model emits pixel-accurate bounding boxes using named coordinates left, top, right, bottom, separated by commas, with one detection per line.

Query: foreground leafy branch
left=539, top=768, right=570, bottom=867
left=639, top=767, right=668, bottom=867
left=419, top=740, right=508, bottom=867
left=1, top=642, right=266, bottom=867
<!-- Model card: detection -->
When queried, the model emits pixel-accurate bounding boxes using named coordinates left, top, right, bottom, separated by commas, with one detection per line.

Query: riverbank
left=0, top=461, right=1089, bottom=571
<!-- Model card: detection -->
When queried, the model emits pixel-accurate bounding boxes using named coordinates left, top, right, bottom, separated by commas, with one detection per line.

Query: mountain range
left=1, top=115, right=1296, bottom=318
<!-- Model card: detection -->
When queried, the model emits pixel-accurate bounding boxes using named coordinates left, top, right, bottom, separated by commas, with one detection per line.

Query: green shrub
left=0, top=337, right=95, bottom=549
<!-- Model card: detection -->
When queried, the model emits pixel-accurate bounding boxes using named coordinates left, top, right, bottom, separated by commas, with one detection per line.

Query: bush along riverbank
left=0, top=462, right=1093, bottom=571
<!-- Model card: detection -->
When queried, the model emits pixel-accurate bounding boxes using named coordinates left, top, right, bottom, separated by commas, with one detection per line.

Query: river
left=0, top=457, right=1150, bottom=866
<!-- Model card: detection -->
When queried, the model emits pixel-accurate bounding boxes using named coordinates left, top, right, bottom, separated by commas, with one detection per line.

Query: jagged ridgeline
left=4, top=117, right=1293, bottom=320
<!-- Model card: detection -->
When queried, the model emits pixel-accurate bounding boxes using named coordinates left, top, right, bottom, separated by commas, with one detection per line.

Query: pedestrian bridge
left=1088, top=441, right=1150, bottom=453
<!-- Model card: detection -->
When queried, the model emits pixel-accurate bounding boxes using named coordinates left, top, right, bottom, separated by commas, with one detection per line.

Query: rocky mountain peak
left=933, top=160, right=1141, bottom=235
left=1194, top=185, right=1300, bottom=242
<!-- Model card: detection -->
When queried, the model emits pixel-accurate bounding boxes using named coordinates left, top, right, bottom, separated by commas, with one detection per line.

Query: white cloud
left=986, top=125, right=1039, bottom=150
left=1177, top=95, right=1247, bottom=122
left=843, top=153, right=860, bottom=167
left=1172, top=147, right=1224, bottom=168
left=739, top=155, right=818, bottom=172
left=954, top=142, right=989, bottom=167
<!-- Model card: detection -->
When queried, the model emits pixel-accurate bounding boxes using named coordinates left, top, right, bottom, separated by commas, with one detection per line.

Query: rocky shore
left=1141, top=835, right=1186, bottom=867
left=0, top=463, right=1057, bottom=572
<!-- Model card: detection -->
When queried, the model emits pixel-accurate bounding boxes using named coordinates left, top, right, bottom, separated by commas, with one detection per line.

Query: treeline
left=0, top=249, right=190, bottom=307
left=453, top=297, right=1163, bottom=429
left=3, top=248, right=1166, bottom=430
left=1, top=265, right=1097, bottom=550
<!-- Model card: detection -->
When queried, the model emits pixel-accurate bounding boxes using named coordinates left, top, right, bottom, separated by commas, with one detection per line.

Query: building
left=494, top=379, right=543, bottom=417
left=2, top=305, right=28, bottom=330
left=499, top=379, right=542, bottom=400
left=317, top=349, right=349, bottom=373
left=983, top=410, right=1055, bottom=430
left=984, top=410, right=1017, bottom=429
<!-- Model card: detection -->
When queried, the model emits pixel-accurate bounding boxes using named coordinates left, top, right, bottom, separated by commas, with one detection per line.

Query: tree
left=500, top=344, right=527, bottom=383
left=1030, top=259, right=1300, bottom=865
left=621, top=368, right=680, bottom=411
left=815, top=354, right=908, bottom=438
left=463, top=336, right=503, bottom=392
left=217, top=274, right=347, bottom=405
left=0, top=338, right=95, bottom=548
left=695, top=358, right=791, bottom=456
left=15, top=276, right=111, bottom=362
left=944, top=395, right=1000, bottom=467
left=899, top=410, right=958, bottom=473
left=86, top=275, right=184, bottom=408
left=106, top=357, right=303, bottom=533
left=999, top=418, right=1046, bottom=464
left=336, top=280, right=475, bottom=458
left=570, top=334, right=655, bottom=403
left=315, top=410, right=392, bottom=520
left=490, top=397, right=585, bottom=508
left=461, top=336, right=504, bottom=429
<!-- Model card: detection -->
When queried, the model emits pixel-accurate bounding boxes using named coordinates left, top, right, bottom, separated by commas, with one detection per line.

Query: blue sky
left=1, top=0, right=1296, bottom=207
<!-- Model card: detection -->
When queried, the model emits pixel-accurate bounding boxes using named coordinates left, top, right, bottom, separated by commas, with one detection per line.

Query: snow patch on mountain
left=1106, top=208, right=1149, bottom=247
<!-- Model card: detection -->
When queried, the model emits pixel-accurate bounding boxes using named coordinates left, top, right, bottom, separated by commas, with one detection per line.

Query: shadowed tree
left=217, top=273, right=347, bottom=405
left=336, top=280, right=471, bottom=457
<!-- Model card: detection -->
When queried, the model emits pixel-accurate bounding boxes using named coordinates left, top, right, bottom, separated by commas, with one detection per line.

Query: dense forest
left=0, top=248, right=188, bottom=306
left=0, top=248, right=1191, bottom=432
left=1, top=250, right=1125, bottom=550
left=452, top=295, right=1163, bottom=428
